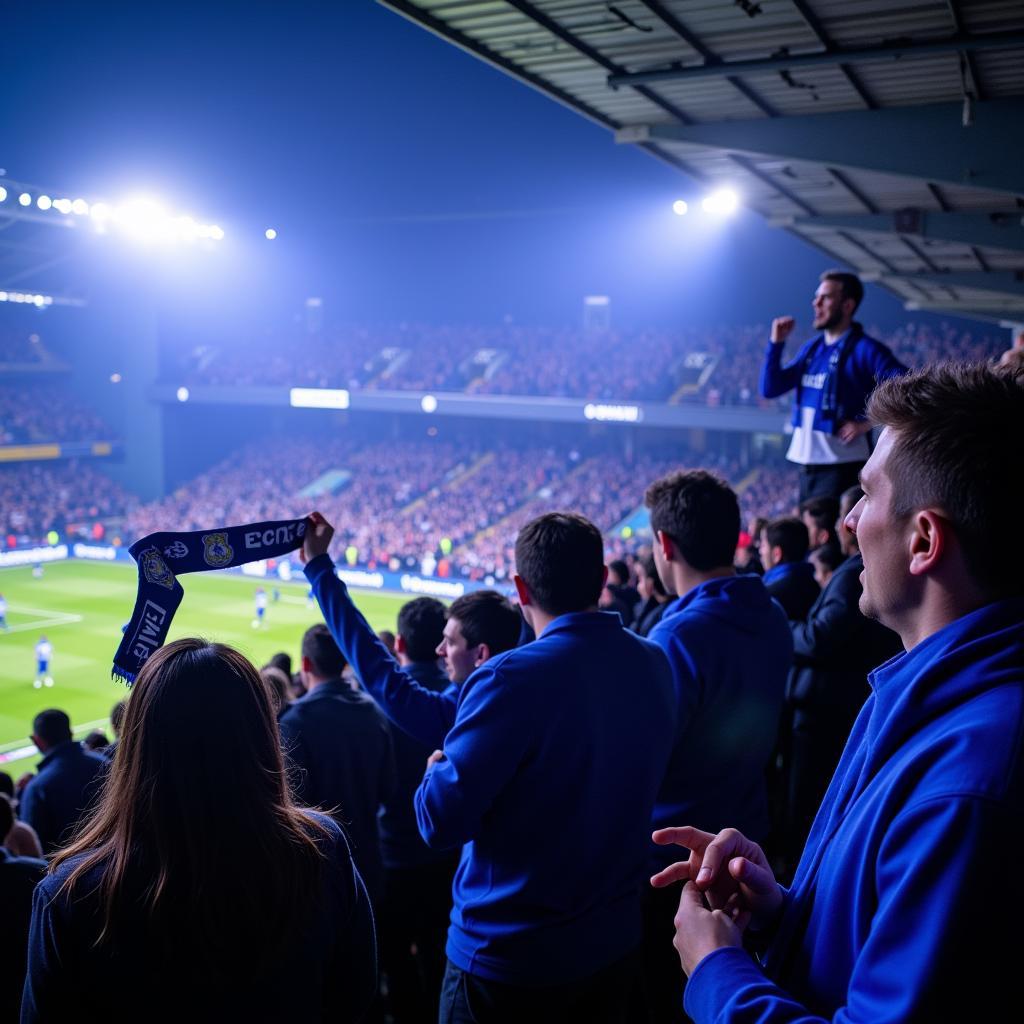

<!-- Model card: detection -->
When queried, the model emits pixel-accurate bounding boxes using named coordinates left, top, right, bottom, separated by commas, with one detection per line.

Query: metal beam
left=608, top=29, right=1024, bottom=87
left=775, top=211, right=1024, bottom=254
left=903, top=300, right=1024, bottom=324
left=617, top=100, right=1024, bottom=195
left=878, top=270, right=1024, bottom=297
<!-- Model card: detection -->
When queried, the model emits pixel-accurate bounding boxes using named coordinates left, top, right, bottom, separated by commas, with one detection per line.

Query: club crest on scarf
left=202, top=532, right=234, bottom=568
left=163, top=540, right=189, bottom=560
left=141, top=549, right=176, bottom=590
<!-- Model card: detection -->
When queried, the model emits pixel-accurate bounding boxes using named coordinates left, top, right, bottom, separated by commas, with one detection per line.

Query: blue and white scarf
left=112, top=517, right=308, bottom=683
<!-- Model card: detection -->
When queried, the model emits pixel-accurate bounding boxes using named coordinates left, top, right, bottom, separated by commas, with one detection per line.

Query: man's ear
left=300, top=655, right=314, bottom=676
left=908, top=510, right=946, bottom=578
left=513, top=573, right=531, bottom=608
left=657, top=530, right=675, bottom=563
left=474, top=643, right=491, bottom=668
left=771, top=545, right=783, bottom=568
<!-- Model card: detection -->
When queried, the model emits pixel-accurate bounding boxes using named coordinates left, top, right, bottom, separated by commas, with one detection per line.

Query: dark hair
left=839, top=485, right=864, bottom=518
left=514, top=512, right=606, bottom=617
left=110, top=700, right=127, bottom=737
left=820, top=269, right=864, bottom=311
left=260, top=666, right=291, bottom=715
left=397, top=597, right=447, bottom=663
left=809, top=544, right=844, bottom=574
left=607, top=560, right=630, bottom=587
left=868, top=361, right=1024, bottom=596
left=448, top=590, right=521, bottom=654
left=377, top=630, right=396, bottom=654
left=33, top=709, right=72, bottom=747
left=639, top=554, right=667, bottom=597
left=644, top=470, right=739, bottom=571
left=52, top=639, right=329, bottom=965
left=268, top=651, right=293, bottom=677
left=0, top=792, right=13, bottom=840
left=83, top=730, right=110, bottom=753
left=301, top=623, right=347, bottom=678
left=764, top=517, right=810, bottom=564
left=0, top=771, right=13, bottom=799
left=799, top=496, right=839, bottom=541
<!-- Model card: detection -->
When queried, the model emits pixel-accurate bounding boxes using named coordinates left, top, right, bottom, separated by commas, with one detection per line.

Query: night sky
left=4, top=1, right=918, bottom=331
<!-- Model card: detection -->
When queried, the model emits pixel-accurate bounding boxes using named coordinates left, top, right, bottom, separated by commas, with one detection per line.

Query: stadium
left=2, top=3, right=1023, bottom=1022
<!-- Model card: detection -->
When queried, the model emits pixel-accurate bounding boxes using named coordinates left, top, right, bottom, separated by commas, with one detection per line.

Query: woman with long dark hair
left=21, top=638, right=376, bottom=1023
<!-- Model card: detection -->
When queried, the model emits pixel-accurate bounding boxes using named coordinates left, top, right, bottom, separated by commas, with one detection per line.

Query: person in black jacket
left=630, top=553, right=671, bottom=637
left=759, top=518, right=820, bottom=622
left=279, top=624, right=396, bottom=905
left=778, top=485, right=903, bottom=876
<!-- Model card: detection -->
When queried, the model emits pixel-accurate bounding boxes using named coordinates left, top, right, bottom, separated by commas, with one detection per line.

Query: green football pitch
left=0, top=560, right=409, bottom=779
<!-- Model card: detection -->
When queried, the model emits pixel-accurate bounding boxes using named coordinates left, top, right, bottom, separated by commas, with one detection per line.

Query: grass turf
left=0, top=560, right=409, bottom=779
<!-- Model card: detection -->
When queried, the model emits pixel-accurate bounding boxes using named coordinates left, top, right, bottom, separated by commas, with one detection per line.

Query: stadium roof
left=379, top=0, right=1024, bottom=325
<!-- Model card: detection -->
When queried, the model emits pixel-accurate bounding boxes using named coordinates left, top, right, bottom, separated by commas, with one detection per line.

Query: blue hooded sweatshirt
left=685, top=596, right=1024, bottom=1024
left=414, top=611, right=677, bottom=987
left=648, top=574, right=792, bottom=867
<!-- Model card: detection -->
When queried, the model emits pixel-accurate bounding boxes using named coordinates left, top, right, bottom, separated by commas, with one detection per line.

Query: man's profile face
left=758, top=533, right=776, bottom=570
left=812, top=279, right=851, bottom=332
left=845, top=430, right=908, bottom=627
left=436, top=617, right=480, bottom=684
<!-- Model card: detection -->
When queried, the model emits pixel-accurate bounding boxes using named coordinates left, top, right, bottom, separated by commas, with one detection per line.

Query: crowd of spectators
left=1, top=462, right=137, bottom=546
left=0, top=329, right=55, bottom=366
left=164, top=319, right=1010, bottom=405
left=0, top=384, right=116, bottom=446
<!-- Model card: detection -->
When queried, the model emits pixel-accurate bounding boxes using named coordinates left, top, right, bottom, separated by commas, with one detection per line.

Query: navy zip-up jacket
left=414, top=611, right=676, bottom=986
left=685, top=597, right=1024, bottom=1023
left=648, top=574, right=792, bottom=866
left=761, top=328, right=906, bottom=434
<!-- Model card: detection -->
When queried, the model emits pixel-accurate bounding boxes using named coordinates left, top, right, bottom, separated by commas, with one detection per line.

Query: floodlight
left=421, top=394, right=438, bottom=414
left=18, top=193, right=31, bottom=206
left=0, top=187, right=7, bottom=202
left=90, top=202, right=111, bottom=221
left=209, top=225, right=224, bottom=241
left=176, top=386, right=190, bottom=402
left=71, top=198, right=89, bottom=216
left=53, top=198, right=73, bottom=214
left=672, top=199, right=688, bottom=216
left=37, top=195, right=52, bottom=210
left=265, top=228, right=277, bottom=240
left=110, top=373, right=122, bottom=384
left=701, top=188, right=739, bottom=215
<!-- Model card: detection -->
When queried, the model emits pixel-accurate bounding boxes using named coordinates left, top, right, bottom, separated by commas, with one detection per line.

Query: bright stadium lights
left=37, top=195, right=52, bottom=210
left=289, top=387, right=350, bottom=410
left=90, top=201, right=110, bottom=221
left=110, top=373, right=122, bottom=384
left=209, top=225, right=224, bottom=241
left=111, top=197, right=224, bottom=245
left=0, top=291, right=54, bottom=306
left=18, top=192, right=31, bottom=206
left=53, top=198, right=73, bottom=214
left=71, top=198, right=89, bottom=216
left=176, top=386, right=190, bottom=402
left=701, top=188, right=739, bottom=216
left=265, top=228, right=277, bottom=240
left=421, top=394, right=438, bottom=414
left=672, top=199, right=688, bottom=216
left=0, top=187, right=8, bottom=202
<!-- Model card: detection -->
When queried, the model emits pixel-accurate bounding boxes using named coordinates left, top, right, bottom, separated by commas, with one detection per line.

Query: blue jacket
left=648, top=575, right=792, bottom=864
left=685, top=596, right=1024, bottom=1024
left=415, top=611, right=676, bottom=986
left=21, top=812, right=377, bottom=1024
left=19, top=741, right=107, bottom=854
left=760, top=326, right=906, bottom=434
left=305, top=555, right=457, bottom=749
left=763, top=561, right=820, bottom=623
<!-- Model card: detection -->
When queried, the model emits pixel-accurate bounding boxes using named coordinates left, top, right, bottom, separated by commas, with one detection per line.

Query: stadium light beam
left=701, top=188, right=740, bottom=216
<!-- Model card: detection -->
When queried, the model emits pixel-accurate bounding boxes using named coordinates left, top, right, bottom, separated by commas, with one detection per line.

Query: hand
left=673, top=881, right=747, bottom=977
left=836, top=420, right=871, bottom=444
left=426, top=750, right=445, bottom=770
left=300, top=511, right=334, bottom=564
left=651, top=826, right=782, bottom=929
left=770, top=317, right=795, bottom=344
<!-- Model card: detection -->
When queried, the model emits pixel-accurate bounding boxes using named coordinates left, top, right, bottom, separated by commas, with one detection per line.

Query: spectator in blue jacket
left=762, top=270, right=906, bottom=504
left=381, top=512, right=675, bottom=1023
left=641, top=470, right=793, bottom=1023
left=655, top=361, right=1024, bottom=1024
left=22, top=638, right=377, bottom=1023
left=19, top=709, right=107, bottom=854
left=759, top=517, right=819, bottom=622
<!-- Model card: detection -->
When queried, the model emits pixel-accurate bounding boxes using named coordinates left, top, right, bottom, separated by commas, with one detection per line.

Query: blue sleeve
left=414, top=662, right=529, bottom=850
left=304, top=554, right=457, bottom=748
left=760, top=341, right=804, bottom=399
left=21, top=882, right=75, bottom=1023
left=18, top=781, right=50, bottom=853
left=684, top=797, right=1017, bottom=1023
left=647, top=623, right=700, bottom=731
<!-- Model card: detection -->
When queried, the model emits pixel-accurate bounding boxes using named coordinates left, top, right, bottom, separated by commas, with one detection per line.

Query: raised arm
left=301, top=513, right=457, bottom=748
left=760, top=318, right=805, bottom=399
